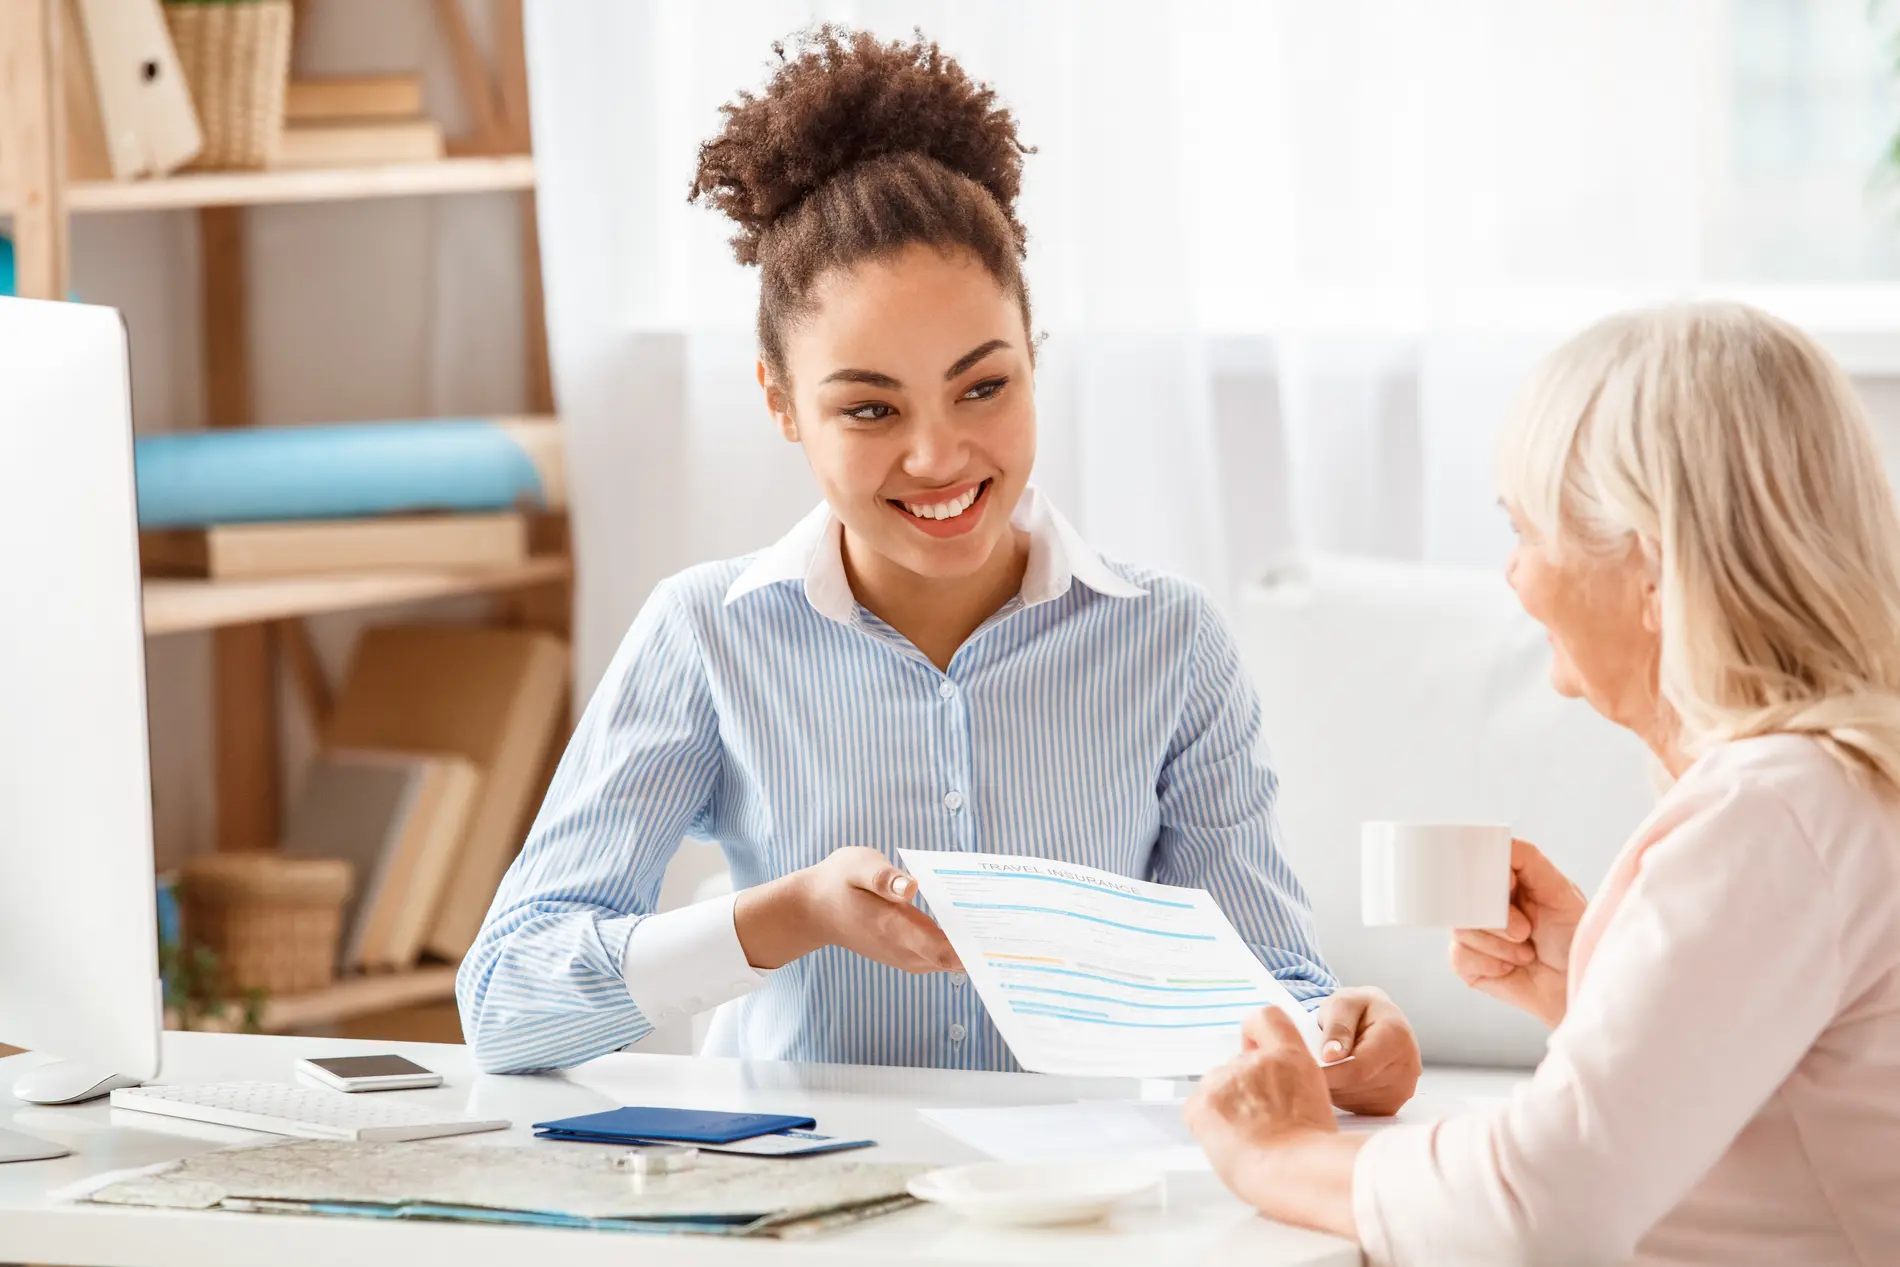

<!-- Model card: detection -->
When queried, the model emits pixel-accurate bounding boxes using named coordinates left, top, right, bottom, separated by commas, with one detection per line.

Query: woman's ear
left=1636, top=538, right=1663, bottom=634
left=758, top=360, right=799, bottom=442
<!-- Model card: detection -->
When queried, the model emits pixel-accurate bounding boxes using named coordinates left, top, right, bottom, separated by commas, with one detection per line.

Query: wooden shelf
left=1, top=156, right=535, bottom=216
left=142, top=555, right=571, bottom=635
left=171, top=965, right=462, bottom=1034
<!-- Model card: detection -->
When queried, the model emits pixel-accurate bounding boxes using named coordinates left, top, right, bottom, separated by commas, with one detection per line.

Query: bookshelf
left=0, top=1, right=566, bottom=1038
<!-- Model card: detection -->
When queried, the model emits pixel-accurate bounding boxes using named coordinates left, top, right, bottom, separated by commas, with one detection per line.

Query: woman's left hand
left=1314, top=986, right=1423, bottom=1117
left=1186, top=1008, right=1341, bottom=1205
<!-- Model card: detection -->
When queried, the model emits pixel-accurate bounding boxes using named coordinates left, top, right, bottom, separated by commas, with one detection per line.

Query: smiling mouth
left=889, top=478, right=992, bottom=523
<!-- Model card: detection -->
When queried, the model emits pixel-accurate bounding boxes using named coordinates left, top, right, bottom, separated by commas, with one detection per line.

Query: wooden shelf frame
left=143, top=555, right=571, bottom=635
left=39, top=154, right=535, bottom=214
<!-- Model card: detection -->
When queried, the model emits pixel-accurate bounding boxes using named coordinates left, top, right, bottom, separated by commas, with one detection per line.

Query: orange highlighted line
left=988, top=953, right=1064, bottom=964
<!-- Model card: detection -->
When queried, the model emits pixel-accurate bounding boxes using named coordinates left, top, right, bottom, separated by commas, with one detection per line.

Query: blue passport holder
left=531, top=1106, right=818, bottom=1145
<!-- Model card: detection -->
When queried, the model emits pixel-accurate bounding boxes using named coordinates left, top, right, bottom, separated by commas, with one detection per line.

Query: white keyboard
left=109, top=1081, right=509, bottom=1143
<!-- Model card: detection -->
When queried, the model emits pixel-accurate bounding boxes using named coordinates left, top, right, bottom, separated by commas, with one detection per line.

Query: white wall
left=75, top=0, right=530, bottom=868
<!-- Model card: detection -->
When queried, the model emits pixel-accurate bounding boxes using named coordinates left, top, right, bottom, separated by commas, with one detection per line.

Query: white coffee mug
left=1361, top=822, right=1513, bottom=929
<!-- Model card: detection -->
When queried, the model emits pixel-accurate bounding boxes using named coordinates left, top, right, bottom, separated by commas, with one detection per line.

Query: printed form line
left=1003, top=984, right=1272, bottom=1012
left=953, top=902, right=1215, bottom=941
left=987, top=963, right=1255, bottom=994
left=1012, top=1006, right=1241, bottom=1031
left=934, top=869, right=1193, bottom=909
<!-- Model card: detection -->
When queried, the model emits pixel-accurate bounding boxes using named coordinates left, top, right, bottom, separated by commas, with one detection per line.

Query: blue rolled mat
left=134, top=420, right=549, bottom=528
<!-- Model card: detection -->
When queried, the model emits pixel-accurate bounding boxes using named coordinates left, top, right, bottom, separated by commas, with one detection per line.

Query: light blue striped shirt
left=458, top=488, right=1335, bottom=1074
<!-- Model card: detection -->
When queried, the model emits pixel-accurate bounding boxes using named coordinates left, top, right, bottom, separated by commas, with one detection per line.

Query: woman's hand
left=1184, top=1007, right=1365, bottom=1239
left=1449, top=837, right=1586, bottom=1028
left=733, top=846, right=962, bottom=973
left=1314, top=986, right=1421, bottom=1116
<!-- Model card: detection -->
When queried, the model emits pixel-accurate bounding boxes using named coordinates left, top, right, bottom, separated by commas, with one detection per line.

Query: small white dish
left=906, top=1159, right=1163, bottom=1227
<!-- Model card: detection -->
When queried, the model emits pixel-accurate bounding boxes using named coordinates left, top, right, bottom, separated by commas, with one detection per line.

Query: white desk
left=0, top=1032, right=1525, bottom=1266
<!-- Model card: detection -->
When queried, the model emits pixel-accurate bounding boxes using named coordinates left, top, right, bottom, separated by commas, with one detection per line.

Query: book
left=275, top=118, right=444, bottom=169
left=286, top=75, right=425, bottom=123
left=68, top=0, right=203, bottom=179
left=280, top=751, right=481, bottom=973
left=140, top=513, right=528, bottom=580
left=325, top=627, right=570, bottom=961
left=366, top=757, right=480, bottom=971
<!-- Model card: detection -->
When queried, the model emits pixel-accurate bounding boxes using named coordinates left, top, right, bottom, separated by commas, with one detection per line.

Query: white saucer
left=906, top=1160, right=1163, bottom=1227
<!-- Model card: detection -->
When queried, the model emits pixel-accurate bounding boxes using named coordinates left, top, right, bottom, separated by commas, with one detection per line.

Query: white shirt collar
left=722, top=485, right=1147, bottom=623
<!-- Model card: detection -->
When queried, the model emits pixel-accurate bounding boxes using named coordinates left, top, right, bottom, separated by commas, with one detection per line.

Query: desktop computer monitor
left=0, top=296, right=161, bottom=1115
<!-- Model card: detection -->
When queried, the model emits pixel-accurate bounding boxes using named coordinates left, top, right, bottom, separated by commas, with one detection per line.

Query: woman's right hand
left=733, top=846, right=962, bottom=974
left=1448, top=838, right=1586, bottom=1028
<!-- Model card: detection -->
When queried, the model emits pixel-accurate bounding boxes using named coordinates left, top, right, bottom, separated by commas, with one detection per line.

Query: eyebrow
left=943, top=339, right=1011, bottom=381
left=817, top=339, right=1014, bottom=391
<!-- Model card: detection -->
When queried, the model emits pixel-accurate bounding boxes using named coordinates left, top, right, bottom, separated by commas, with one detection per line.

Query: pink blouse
left=1351, top=734, right=1900, bottom=1265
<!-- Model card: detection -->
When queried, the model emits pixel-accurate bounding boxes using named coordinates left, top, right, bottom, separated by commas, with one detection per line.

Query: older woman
left=1184, top=302, right=1900, bottom=1265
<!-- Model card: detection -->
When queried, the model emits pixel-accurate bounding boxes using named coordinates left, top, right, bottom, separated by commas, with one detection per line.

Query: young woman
left=458, top=28, right=1418, bottom=1112
left=1186, top=302, right=1900, bottom=1264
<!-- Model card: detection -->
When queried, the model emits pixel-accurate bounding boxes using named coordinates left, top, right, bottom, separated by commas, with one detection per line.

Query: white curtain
left=526, top=0, right=1900, bottom=697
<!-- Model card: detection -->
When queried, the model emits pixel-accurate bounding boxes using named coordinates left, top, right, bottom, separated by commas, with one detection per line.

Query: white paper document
left=899, top=849, right=1323, bottom=1078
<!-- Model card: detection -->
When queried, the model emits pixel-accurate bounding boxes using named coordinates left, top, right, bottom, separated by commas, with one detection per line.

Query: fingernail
left=1323, top=1040, right=1345, bottom=1058
left=891, top=876, right=913, bottom=897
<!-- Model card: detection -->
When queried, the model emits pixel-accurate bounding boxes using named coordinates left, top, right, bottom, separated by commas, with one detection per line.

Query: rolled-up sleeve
left=1351, top=785, right=1845, bottom=1265
left=1150, top=596, right=1336, bottom=1004
left=456, top=580, right=724, bottom=1073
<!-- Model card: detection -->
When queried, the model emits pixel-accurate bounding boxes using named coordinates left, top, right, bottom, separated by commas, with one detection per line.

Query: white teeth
left=901, top=484, right=982, bottom=521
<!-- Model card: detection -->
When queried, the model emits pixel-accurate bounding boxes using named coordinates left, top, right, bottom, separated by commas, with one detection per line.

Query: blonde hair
left=1497, top=301, right=1900, bottom=790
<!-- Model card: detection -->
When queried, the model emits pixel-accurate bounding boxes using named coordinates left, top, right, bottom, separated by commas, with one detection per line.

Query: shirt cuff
left=620, top=893, right=771, bottom=1028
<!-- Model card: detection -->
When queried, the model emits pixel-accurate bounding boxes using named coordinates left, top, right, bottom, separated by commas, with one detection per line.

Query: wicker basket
left=178, top=853, right=352, bottom=996
left=163, top=1, right=294, bottom=171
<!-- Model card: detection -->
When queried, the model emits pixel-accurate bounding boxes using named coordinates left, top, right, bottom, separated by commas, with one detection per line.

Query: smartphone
left=293, top=1054, right=443, bottom=1093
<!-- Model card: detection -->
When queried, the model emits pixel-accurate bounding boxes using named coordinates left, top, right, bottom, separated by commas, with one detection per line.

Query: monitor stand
left=12, top=1061, right=143, bottom=1106
left=0, top=1127, right=71, bottom=1164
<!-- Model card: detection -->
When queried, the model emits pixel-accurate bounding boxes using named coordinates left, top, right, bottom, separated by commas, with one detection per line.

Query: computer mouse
left=11, top=1063, right=143, bottom=1106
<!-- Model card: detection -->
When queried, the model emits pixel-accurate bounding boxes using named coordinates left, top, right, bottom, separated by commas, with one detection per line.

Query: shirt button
left=951, top=972, right=968, bottom=987
left=943, top=790, right=964, bottom=812
left=938, top=680, right=956, bottom=699
left=948, top=1023, right=967, bottom=1042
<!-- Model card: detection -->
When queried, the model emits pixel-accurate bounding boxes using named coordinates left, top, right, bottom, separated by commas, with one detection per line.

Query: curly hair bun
left=690, top=25, right=1030, bottom=266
